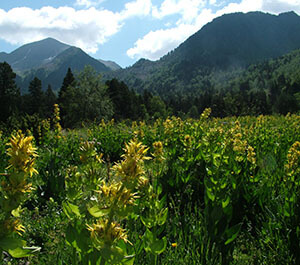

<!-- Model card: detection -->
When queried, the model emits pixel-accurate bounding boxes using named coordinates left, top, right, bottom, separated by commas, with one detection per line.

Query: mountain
left=0, top=38, right=114, bottom=93
left=109, top=11, right=300, bottom=97
left=98, top=59, right=121, bottom=71
left=0, top=38, right=70, bottom=73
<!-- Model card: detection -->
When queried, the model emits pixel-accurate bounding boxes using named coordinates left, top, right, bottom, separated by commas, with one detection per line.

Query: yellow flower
left=53, top=104, right=62, bottom=132
left=113, top=139, right=150, bottom=186
left=6, top=131, right=38, bottom=177
left=3, top=218, right=26, bottom=236
left=200, top=108, right=211, bottom=119
left=247, top=145, right=256, bottom=165
left=87, top=219, right=129, bottom=246
left=2, top=178, right=33, bottom=195
left=96, top=180, right=139, bottom=209
left=152, top=141, right=165, bottom=161
left=285, top=141, right=300, bottom=177
left=171, top=242, right=178, bottom=247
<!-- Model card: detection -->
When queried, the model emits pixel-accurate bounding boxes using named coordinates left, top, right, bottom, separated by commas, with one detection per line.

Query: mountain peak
left=1, top=37, right=71, bottom=72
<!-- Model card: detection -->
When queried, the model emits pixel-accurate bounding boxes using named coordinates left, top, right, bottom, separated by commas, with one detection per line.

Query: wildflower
left=113, top=139, right=150, bottom=186
left=152, top=141, right=165, bottom=161
left=1, top=178, right=33, bottom=195
left=3, top=218, right=26, bottom=236
left=285, top=141, right=300, bottom=177
left=183, top=135, right=192, bottom=147
left=53, top=104, right=62, bottom=132
left=200, top=108, right=211, bottom=119
left=87, top=219, right=129, bottom=246
left=171, top=242, right=178, bottom=247
left=247, top=145, right=256, bottom=165
left=6, top=131, right=38, bottom=177
left=96, top=181, right=138, bottom=209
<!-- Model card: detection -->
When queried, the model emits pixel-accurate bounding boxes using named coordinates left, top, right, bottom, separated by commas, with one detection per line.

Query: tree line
left=1, top=57, right=299, bottom=133
left=0, top=62, right=168, bottom=132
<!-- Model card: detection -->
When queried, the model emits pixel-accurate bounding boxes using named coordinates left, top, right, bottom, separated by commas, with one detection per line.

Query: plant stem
left=100, top=257, right=106, bottom=265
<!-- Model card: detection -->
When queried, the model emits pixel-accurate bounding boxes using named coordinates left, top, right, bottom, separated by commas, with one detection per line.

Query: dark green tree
left=59, top=67, right=75, bottom=123
left=0, top=62, right=20, bottom=122
left=28, top=77, right=44, bottom=115
left=44, top=84, right=57, bottom=118
left=63, top=66, right=113, bottom=127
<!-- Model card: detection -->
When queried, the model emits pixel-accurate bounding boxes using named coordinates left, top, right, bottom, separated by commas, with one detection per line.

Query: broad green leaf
left=88, top=204, right=110, bottom=217
left=150, top=237, right=167, bottom=255
left=0, top=237, right=40, bottom=258
left=9, top=246, right=41, bottom=258
left=222, top=197, right=230, bottom=208
left=206, top=188, right=215, bottom=201
left=225, top=223, right=242, bottom=245
left=63, top=201, right=81, bottom=218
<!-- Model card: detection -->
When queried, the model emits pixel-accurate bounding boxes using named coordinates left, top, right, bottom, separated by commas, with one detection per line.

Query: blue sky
left=0, top=0, right=299, bottom=67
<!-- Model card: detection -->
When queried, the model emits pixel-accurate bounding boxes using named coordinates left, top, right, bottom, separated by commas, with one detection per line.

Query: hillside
left=109, top=11, right=300, bottom=96
left=98, top=59, right=121, bottom=71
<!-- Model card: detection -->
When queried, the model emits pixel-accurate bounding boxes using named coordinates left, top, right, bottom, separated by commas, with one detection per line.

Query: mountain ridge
left=108, top=11, right=300, bottom=96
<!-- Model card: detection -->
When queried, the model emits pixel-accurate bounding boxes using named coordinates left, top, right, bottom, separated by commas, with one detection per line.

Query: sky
left=0, top=0, right=300, bottom=67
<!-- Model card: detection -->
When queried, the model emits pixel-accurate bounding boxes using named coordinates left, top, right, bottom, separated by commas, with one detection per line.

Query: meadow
left=0, top=107, right=300, bottom=264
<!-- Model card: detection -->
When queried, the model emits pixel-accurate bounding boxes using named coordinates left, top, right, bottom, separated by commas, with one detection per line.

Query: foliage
left=61, top=65, right=113, bottom=127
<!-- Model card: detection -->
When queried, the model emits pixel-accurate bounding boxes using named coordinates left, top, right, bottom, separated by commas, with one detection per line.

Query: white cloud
left=0, top=0, right=153, bottom=55
left=120, top=0, right=153, bottom=19
left=152, top=0, right=206, bottom=22
left=75, top=0, right=105, bottom=8
left=0, top=6, right=122, bottom=53
left=127, top=23, right=196, bottom=60
left=262, top=0, right=300, bottom=14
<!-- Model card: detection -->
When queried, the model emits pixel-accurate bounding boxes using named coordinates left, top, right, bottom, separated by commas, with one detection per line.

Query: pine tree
left=58, top=68, right=75, bottom=124
left=28, top=77, right=44, bottom=115
left=0, top=62, right=20, bottom=121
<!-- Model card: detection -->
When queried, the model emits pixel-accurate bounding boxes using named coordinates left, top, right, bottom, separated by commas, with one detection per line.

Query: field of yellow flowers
left=0, top=107, right=300, bottom=264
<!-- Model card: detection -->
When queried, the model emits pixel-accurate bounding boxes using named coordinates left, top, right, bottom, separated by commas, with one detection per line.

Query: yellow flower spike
left=285, top=141, right=300, bottom=176
left=6, top=131, right=38, bottom=177
left=96, top=180, right=138, bottom=208
left=152, top=141, right=165, bottom=162
left=87, top=219, right=129, bottom=246
left=113, top=139, right=150, bottom=185
left=247, top=145, right=256, bottom=165
left=53, top=104, right=62, bottom=132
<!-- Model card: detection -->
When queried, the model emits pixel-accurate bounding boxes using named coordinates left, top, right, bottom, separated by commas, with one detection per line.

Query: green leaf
left=0, top=237, right=40, bottom=258
left=206, top=188, right=215, bottom=201
left=11, top=206, right=22, bottom=217
left=141, top=215, right=155, bottom=229
left=88, top=204, right=110, bottom=217
left=150, top=237, right=167, bottom=255
left=158, top=208, right=168, bottom=226
left=62, top=201, right=81, bottom=218
left=222, top=197, right=230, bottom=209
left=9, top=246, right=41, bottom=258
left=225, top=223, right=242, bottom=245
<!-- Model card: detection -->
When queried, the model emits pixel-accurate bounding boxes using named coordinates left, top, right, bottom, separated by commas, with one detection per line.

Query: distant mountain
left=0, top=38, right=70, bottom=73
left=98, top=59, right=121, bottom=71
left=0, top=38, right=115, bottom=93
left=109, top=11, right=300, bottom=96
